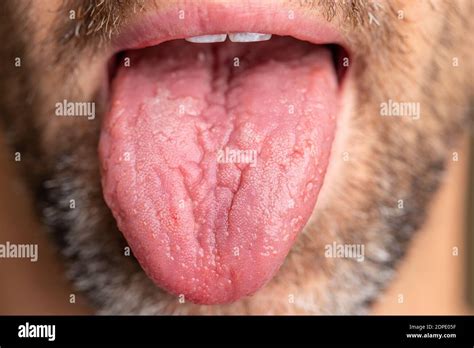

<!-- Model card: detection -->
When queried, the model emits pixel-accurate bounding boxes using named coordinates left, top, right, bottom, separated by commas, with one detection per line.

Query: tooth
left=228, top=32, right=272, bottom=42
left=185, top=34, right=227, bottom=43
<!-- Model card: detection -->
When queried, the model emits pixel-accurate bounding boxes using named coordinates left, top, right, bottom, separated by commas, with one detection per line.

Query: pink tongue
left=99, top=37, right=337, bottom=304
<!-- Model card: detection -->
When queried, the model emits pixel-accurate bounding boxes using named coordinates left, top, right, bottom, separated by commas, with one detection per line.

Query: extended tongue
left=99, top=38, right=337, bottom=304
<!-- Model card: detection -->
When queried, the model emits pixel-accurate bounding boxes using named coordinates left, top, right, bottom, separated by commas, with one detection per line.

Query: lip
left=110, top=0, right=350, bottom=55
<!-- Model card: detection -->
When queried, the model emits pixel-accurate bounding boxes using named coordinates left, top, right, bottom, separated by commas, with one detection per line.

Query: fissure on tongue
left=99, top=37, right=337, bottom=304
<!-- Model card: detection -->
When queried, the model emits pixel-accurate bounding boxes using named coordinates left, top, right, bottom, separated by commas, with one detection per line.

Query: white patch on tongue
left=99, top=38, right=337, bottom=304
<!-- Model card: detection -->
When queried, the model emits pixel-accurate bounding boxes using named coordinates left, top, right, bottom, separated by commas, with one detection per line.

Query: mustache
left=58, top=0, right=145, bottom=45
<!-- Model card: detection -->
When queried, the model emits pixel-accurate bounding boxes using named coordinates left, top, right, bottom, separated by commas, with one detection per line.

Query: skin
left=0, top=0, right=472, bottom=314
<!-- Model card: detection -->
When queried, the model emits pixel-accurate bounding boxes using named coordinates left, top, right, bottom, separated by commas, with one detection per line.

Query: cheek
left=26, top=0, right=63, bottom=45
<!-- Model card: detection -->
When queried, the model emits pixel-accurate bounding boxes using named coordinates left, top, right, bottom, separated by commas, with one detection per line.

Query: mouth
left=99, top=1, right=350, bottom=305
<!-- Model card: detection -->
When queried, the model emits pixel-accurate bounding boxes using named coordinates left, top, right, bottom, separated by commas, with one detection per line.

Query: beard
left=0, top=0, right=471, bottom=314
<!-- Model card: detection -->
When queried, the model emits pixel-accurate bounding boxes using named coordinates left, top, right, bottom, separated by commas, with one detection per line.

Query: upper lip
left=109, top=0, right=350, bottom=55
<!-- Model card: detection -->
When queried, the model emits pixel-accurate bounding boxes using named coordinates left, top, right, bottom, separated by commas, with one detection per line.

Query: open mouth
left=99, top=3, right=350, bottom=305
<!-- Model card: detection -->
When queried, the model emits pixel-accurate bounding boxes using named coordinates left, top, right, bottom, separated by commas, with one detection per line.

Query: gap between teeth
left=185, top=33, right=272, bottom=43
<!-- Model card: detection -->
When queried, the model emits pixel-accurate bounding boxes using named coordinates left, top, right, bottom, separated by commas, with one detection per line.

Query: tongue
left=99, top=37, right=337, bottom=304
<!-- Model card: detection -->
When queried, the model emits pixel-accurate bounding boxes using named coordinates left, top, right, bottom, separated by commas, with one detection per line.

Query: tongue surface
left=99, top=37, right=337, bottom=304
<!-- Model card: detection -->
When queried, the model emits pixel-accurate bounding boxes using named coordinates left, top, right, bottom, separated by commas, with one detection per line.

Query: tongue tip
left=119, top=232, right=291, bottom=305
left=135, top=249, right=284, bottom=305
left=99, top=158, right=301, bottom=306
left=147, top=272, right=264, bottom=305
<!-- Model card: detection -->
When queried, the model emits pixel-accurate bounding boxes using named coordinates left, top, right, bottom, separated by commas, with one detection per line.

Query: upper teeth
left=185, top=32, right=272, bottom=43
left=228, top=33, right=272, bottom=42
left=185, top=34, right=227, bottom=43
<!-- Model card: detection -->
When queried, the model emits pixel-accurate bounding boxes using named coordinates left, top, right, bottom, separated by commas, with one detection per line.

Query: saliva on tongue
left=99, top=37, right=337, bottom=304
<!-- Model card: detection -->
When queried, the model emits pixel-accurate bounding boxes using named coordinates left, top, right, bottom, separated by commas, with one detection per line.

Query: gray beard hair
left=37, top=99, right=447, bottom=314
left=38, top=159, right=398, bottom=315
